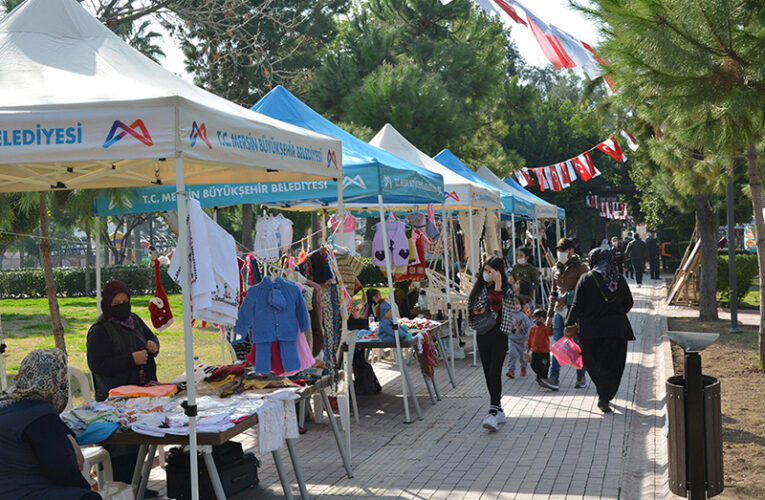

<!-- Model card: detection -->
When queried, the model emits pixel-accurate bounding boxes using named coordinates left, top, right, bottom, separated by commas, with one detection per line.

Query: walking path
left=149, top=281, right=676, bottom=499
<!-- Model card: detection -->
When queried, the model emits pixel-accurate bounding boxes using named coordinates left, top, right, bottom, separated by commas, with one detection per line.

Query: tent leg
left=556, top=218, right=561, bottom=242
left=441, top=204, right=455, bottom=378
left=96, top=218, right=102, bottom=315
left=377, top=195, right=411, bottom=423
left=468, top=203, right=478, bottom=367
left=175, top=158, right=200, bottom=500
left=536, top=220, right=546, bottom=310
left=511, top=214, right=516, bottom=266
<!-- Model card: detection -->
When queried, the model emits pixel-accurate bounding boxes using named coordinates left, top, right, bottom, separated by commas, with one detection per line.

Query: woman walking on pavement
left=565, top=248, right=634, bottom=413
left=468, top=256, right=517, bottom=432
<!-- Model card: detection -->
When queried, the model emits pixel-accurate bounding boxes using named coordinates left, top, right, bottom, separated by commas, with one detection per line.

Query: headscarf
left=101, top=280, right=134, bottom=329
left=0, top=348, right=69, bottom=413
left=589, top=247, right=620, bottom=294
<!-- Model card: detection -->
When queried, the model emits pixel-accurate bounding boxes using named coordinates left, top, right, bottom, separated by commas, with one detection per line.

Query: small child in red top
left=527, top=309, right=559, bottom=391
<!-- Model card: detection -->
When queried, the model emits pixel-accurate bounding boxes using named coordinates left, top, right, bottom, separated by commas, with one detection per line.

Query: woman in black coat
left=565, top=247, right=634, bottom=413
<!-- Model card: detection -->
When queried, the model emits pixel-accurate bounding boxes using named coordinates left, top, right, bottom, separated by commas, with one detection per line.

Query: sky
left=159, top=0, right=601, bottom=83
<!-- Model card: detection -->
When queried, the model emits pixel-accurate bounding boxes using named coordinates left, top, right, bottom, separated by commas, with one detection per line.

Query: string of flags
left=473, top=0, right=613, bottom=87
left=514, top=132, right=638, bottom=192
left=585, top=195, right=634, bottom=222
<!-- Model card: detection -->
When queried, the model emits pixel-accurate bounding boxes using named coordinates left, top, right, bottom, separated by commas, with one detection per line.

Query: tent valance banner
left=0, top=0, right=342, bottom=193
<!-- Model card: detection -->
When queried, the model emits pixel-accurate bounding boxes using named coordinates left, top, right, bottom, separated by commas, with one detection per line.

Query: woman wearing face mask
left=510, top=247, right=539, bottom=305
left=468, top=256, right=516, bottom=432
left=86, top=281, right=161, bottom=494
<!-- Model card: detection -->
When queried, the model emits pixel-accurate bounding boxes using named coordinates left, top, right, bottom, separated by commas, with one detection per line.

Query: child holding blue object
left=506, top=296, right=532, bottom=378
left=367, top=289, right=411, bottom=341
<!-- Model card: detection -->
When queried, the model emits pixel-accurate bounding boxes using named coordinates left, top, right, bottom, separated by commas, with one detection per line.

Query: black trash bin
left=666, top=374, right=723, bottom=498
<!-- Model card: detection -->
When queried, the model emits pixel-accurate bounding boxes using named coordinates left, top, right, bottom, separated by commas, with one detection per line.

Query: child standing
left=527, top=309, right=558, bottom=390
left=506, top=297, right=532, bottom=378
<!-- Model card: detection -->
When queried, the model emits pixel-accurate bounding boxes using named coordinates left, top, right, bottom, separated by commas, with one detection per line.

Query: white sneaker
left=496, top=409, right=507, bottom=424
left=482, top=413, right=499, bottom=432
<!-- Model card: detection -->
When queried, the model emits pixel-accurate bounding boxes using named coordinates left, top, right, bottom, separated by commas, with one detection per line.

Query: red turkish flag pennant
left=534, top=168, right=547, bottom=191
left=596, top=136, right=627, bottom=162
left=493, top=0, right=527, bottom=26
left=582, top=152, right=601, bottom=178
left=572, top=155, right=592, bottom=181
left=549, top=166, right=563, bottom=191
left=522, top=168, right=536, bottom=187
left=558, top=162, right=572, bottom=186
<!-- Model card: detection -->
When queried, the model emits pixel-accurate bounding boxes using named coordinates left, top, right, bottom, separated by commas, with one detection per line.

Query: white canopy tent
left=0, top=0, right=343, bottom=499
left=369, top=124, right=503, bottom=366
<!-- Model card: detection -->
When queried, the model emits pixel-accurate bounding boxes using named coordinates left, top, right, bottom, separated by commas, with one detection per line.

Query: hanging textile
left=253, top=216, right=280, bottom=262
left=485, top=210, right=501, bottom=257
left=414, top=331, right=439, bottom=380
left=169, top=198, right=240, bottom=326
left=372, top=220, right=410, bottom=268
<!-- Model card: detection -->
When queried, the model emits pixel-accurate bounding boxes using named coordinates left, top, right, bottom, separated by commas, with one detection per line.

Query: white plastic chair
left=67, top=366, right=113, bottom=490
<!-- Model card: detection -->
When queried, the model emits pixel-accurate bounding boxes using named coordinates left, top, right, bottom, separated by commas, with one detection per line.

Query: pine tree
left=583, top=0, right=765, bottom=363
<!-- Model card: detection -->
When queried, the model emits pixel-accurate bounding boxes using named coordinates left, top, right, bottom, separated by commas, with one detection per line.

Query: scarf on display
left=0, top=348, right=69, bottom=413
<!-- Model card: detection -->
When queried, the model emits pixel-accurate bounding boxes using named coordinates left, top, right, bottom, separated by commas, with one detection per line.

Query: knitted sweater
left=234, top=277, right=310, bottom=374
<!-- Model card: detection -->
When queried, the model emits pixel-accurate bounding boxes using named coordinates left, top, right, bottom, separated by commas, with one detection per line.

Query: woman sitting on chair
left=0, top=349, right=99, bottom=500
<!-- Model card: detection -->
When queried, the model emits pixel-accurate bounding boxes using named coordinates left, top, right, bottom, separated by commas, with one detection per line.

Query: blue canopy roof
left=433, top=149, right=534, bottom=219
left=251, top=86, right=444, bottom=206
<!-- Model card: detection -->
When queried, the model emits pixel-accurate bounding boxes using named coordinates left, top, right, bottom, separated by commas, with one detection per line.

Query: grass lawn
left=0, top=294, right=235, bottom=383
left=668, top=317, right=765, bottom=499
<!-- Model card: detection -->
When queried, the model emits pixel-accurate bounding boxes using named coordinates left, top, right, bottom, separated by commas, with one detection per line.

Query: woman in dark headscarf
left=86, top=281, right=161, bottom=494
left=565, top=248, right=634, bottom=413
left=0, top=349, right=100, bottom=500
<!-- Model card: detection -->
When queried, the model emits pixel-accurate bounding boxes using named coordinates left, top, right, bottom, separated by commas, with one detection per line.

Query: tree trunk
left=695, top=193, right=719, bottom=321
left=39, top=192, right=66, bottom=352
left=242, top=204, right=253, bottom=251
left=85, top=218, right=92, bottom=296
left=745, top=143, right=765, bottom=369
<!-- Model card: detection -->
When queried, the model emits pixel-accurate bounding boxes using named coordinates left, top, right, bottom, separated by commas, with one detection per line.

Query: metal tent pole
left=442, top=203, right=455, bottom=379
left=96, top=219, right=102, bottom=315
left=536, top=220, right=546, bottom=309
left=377, top=195, right=413, bottom=423
left=556, top=218, right=561, bottom=242
left=511, top=214, right=516, bottom=266
left=468, top=201, right=478, bottom=366
left=175, top=158, right=200, bottom=500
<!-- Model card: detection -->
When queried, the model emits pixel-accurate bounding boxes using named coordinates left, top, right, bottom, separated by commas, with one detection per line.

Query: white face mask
left=517, top=257, right=527, bottom=265
left=513, top=304, right=522, bottom=312
left=557, top=251, right=570, bottom=264
left=482, top=272, right=493, bottom=283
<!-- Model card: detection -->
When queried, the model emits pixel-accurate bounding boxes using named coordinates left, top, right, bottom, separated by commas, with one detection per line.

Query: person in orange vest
left=660, top=241, right=672, bottom=271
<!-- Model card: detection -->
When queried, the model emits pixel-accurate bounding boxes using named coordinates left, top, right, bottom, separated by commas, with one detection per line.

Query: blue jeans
left=549, top=312, right=586, bottom=381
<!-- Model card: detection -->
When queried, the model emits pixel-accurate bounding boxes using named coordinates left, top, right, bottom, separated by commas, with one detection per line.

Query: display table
left=102, top=375, right=352, bottom=500
left=353, top=319, right=457, bottom=423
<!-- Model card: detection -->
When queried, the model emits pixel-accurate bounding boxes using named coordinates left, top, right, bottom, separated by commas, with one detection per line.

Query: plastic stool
left=82, top=446, right=113, bottom=490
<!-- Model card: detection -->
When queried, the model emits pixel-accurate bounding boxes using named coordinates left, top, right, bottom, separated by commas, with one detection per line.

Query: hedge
left=0, top=261, right=414, bottom=298
left=717, top=254, right=759, bottom=305
left=0, top=266, right=180, bottom=299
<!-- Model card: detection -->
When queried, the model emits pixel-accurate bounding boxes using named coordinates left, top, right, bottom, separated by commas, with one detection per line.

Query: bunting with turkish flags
left=596, top=136, right=627, bottom=162
left=570, top=156, right=592, bottom=182
left=533, top=168, right=547, bottom=191
left=549, top=166, right=563, bottom=191
left=558, top=162, right=572, bottom=187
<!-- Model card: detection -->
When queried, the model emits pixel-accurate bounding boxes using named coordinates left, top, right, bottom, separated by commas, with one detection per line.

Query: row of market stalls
left=0, top=0, right=566, bottom=498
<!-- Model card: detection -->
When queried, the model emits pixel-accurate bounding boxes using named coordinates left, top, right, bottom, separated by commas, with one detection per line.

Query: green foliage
left=718, top=254, right=760, bottom=306
left=308, top=0, right=514, bottom=167
left=0, top=266, right=180, bottom=299
left=179, top=0, right=350, bottom=105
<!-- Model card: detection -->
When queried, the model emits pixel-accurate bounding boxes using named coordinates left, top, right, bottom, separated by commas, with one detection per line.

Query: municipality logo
left=343, top=175, right=367, bottom=190
left=445, top=191, right=460, bottom=201
left=103, top=119, right=153, bottom=148
left=190, top=121, right=212, bottom=149
left=108, top=195, right=135, bottom=211
left=327, top=150, right=338, bottom=169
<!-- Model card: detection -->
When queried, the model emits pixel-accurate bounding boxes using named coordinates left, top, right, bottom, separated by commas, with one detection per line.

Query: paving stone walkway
left=149, top=281, right=676, bottom=499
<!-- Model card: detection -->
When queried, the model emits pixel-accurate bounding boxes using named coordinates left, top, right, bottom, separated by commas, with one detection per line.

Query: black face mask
left=111, top=302, right=131, bottom=321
